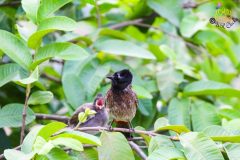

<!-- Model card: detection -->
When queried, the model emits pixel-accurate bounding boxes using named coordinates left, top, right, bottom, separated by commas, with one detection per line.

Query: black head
left=93, top=93, right=104, bottom=109
left=107, top=69, right=133, bottom=90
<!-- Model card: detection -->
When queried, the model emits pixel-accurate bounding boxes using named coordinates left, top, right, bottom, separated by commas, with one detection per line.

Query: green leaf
left=98, top=131, right=135, bottom=160
left=28, top=16, right=77, bottom=49
left=202, top=125, right=240, bottom=143
left=154, top=117, right=190, bottom=134
left=168, top=98, right=191, bottom=130
left=148, top=147, right=185, bottom=160
left=132, top=85, right=153, bottom=99
left=22, top=0, right=40, bottom=23
left=28, top=91, right=53, bottom=105
left=94, top=39, right=156, bottom=59
left=0, top=29, right=32, bottom=70
left=180, top=132, right=224, bottom=160
left=156, top=67, right=184, bottom=101
left=147, top=0, right=183, bottom=26
left=37, top=0, right=72, bottom=22
left=219, top=108, right=240, bottom=120
left=148, top=135, right=175, bottom=154
left=180, top=13, right=207, bottom=38
left=21, top=126, right=43, bottom=154
left=0, top=63, right=21, bottom=87
left=4, top=149, right=35, bottom=160
left=33, top=42, right=89, bottom=67
left=46, top=148, right=74, bottom=160
left=51, top=130, right=101, bottom=146
left=17, top=67, right=39, bottom=84
left=0, top=103, right=35, bottom=128
left=74, top=148, right=98, bottom=160
left=34, top=136, right=54, bottom=155
left=52, top=137, right=83, bottom=151
left=85, top=65, right=110, bottom=96
left=159, top=45, right=176, bottom=60
left=191, top=100, right=221, bottom=131
left=224, top=143, right=240, bottom=160
left=38, top=122, right=67, bottom=140
left=183, top=80, right=240, bottom=97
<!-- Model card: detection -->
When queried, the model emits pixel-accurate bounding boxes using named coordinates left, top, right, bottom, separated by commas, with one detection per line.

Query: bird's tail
left=115, top=121, right=131, bottom=138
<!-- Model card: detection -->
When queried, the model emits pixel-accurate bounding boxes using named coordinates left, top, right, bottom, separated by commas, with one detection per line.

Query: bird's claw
left=108, top=125, right=113, bottom=131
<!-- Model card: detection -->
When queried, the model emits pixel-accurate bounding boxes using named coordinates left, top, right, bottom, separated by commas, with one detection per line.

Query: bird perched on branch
left=106, top=69, right=138, bottom=137
left=68, top=94, right=108, bottom=131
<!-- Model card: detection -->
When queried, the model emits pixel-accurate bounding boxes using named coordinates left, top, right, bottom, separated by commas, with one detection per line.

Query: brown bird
left=105, top=69, right=138, bottom=137
left=68, top=94, right=108, bottom=131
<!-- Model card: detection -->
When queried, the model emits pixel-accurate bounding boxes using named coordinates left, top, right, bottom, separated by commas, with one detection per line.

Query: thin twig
left=129, top=141, right=147, bottom=160
left=94, top=0, right=101, bottom=27
left=20, top=84, right=31, bottom=144
left=109, top=19, right=143, bottom=29
left=41, top=73, right=61, bottom=83
left=0, top=1, right=21, bottom=7
left=35, top=113, right=69, bottom=123
left=49, top=59, right=64, bottom=65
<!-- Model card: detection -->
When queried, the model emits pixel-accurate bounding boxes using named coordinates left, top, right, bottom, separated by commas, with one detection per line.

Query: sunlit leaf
left=22, top=0, right=40, bottom=23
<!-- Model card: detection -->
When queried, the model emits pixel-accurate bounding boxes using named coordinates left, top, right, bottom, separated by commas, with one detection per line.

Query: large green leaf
left=183, top=80, right=240, bottom=97
left=0, top=30, right=32, bottom=69
left=38, top=122, right=67, bottom=140
left=51, top=137, right=83, bottom=151
left=51, top=130, right=101, bottom=146
left=98, top=131, right=135, bottom=160
left=148, top=147, right=185, bottom=160
left=4, top=149, right=35, bottom=160
left=21, top=126, right=43, bottom=154
left=17, top=66, right=39, bottom=84
left=154, top=117, right=190, bottom=134
left=46, top=148, right=73, bottom=160
left=28, top=16, right=77, bottom=49
left=94, top=39, right=156, bottom=59
left=156, top=67, right=184, bottom=101
left=28, top=91, right=53, bottom=105
left=168, top=98, right=191, bottom=130
left=0, top=63, right=21, bottom=87
left=22, top=0, right=40, bottom=23
left=33, top=42, right=89, bottom=67
left=37, top=0, right=72, bottom=22
left=180, top=132, right=224, bottom=160
left=191, top=100, right=221, bottom=131
left=224, top=143, right=240, bottom=160
left=203, top=125, right=240, bottom=143
left=0, top=103, right=35, bottom=128
left=147, top=0, right=183, bottom=26
left=180, top=13, right=207, bottom=38
left=148, top=135, right=175, bottom=154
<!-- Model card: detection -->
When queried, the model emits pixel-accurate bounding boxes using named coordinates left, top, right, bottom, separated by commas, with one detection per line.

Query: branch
left=41, top=73, right=61, bottom=84
left=35, top=113, right=69, bottom=123
left=20, top=84, right=31, bottom=144
left=76, top=126, right=157, bottom=136
left=110, top=19, right=143, bottom=29
left=0, top=1, right=21, bottom=7
left=129, top=141, right=147, bottom=160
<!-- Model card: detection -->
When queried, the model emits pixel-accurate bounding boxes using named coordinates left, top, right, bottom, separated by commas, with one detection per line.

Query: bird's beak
left=107, top=75, right=114, bottom=80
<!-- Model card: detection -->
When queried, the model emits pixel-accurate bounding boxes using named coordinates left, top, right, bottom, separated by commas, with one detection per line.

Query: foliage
left=0, top=0, right=240, bottom=159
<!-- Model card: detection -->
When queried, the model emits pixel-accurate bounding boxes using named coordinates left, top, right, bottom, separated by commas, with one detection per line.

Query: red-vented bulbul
left=68, top=94, right=109, bottom=131
left=106, top=69, right=138, bottom=137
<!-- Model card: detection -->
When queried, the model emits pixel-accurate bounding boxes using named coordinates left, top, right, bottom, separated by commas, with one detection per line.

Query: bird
left=105, top=69, right=138, bottom=137
left=68, top=93, right=108, bottom=133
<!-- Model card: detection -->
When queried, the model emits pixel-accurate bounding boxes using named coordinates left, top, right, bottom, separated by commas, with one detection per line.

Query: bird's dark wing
left=68, top=103, right=94, bottom=126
